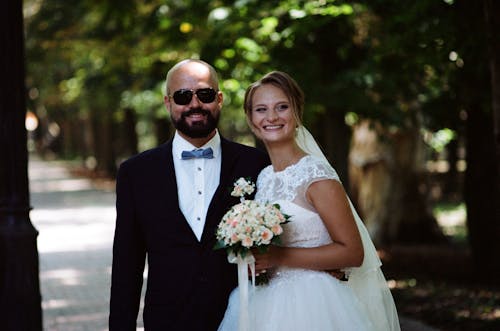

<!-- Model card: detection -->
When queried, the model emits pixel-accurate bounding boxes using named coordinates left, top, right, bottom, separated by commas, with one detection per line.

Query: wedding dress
left=218, top=152, right=400, bottom=331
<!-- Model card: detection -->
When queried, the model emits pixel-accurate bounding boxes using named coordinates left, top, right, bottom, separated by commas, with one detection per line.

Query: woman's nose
left=266, top=109, right=278, bottom=121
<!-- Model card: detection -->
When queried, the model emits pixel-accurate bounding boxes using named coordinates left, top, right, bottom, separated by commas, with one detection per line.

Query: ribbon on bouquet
left=227, top=252, right=256, bottom=331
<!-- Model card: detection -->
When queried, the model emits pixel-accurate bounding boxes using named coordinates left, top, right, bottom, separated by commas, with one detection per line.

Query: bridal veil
left=296, top=125, right=401, bottom=331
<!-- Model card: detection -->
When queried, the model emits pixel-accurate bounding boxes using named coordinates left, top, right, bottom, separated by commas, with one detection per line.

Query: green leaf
left=256, top=245, right=269, bottom=254
left=271, top=237, right=282, bottom=246
left=213, top=240, right=227, bottom=250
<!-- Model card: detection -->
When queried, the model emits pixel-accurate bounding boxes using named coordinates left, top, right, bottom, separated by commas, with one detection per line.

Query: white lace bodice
left=255, top=155, right=340, bottom=248
left=256, top=155, right=340, bottom=203
left=221, top=142, right=400, bottom=331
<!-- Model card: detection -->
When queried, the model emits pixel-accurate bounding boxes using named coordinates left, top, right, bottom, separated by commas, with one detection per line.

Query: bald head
left=163, top=59, right=223, bottom=145
left=165, top=59, right=219, bottom=96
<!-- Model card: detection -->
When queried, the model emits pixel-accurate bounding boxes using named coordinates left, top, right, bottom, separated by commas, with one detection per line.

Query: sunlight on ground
left=41, top=268, right=87, bottom=286
left=28, top=158, right=139, bottom=330
left=31, top=178, right=94, bottom=193
left=387, top=278, right=418, bottom=290
left=42, top=299, right=76, bottom=310
left=32, top=207, right=116, bottom=253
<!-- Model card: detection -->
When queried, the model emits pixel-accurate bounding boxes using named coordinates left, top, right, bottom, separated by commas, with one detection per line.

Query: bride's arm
left=254, top=179, right=364, bottom=272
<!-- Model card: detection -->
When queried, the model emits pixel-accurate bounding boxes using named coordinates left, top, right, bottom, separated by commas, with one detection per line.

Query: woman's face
left=250, top=84, right=297, bottom=145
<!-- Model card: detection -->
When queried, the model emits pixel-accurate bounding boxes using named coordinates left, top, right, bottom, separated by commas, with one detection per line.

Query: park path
left=28, top=156, right=439, bottom=331
left=29, top=156, right=145, bottom=331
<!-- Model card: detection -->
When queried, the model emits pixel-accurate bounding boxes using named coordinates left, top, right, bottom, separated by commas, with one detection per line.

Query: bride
left=218, top=71, right=400, bottom=331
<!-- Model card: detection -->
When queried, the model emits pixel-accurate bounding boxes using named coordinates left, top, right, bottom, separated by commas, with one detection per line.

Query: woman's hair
left=243, top=71, right=305, bottom=126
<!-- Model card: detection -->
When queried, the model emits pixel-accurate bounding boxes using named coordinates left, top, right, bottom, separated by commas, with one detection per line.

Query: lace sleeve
left=293, top=156, right=341, bottom=211
left=305, top=156, right=341, bottom=186
left=255, top=155, right=342, bottom=207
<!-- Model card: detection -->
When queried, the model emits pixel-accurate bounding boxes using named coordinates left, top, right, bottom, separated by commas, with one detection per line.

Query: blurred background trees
left=23, top=0, right=498, bottom=279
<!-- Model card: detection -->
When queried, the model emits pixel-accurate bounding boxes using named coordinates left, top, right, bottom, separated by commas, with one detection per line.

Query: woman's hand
left=252, top=245, right=282, bottom=274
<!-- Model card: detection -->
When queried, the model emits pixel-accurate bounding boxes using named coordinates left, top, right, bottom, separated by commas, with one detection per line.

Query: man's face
left=165, top=62, right=223, bottom=139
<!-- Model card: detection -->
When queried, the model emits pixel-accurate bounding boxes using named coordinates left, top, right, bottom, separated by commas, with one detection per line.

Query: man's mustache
left=181, top=108, right=210, bottom=119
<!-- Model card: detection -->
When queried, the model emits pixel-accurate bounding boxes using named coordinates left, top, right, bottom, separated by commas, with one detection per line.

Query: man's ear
left=164, top=95, right=171, bottom=112
left=217, top=90, right=224, bottom=108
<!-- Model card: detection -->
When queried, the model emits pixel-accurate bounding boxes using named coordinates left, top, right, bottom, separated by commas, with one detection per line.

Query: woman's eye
left=254, top=107, right=267, bottom=112
left=277, top=104, right=289, bottom=111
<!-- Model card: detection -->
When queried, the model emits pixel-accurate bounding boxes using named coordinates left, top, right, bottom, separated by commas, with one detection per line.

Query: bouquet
left=214, top=177, right=290, bottom=331
left=214, top=177, right=290, bottom=259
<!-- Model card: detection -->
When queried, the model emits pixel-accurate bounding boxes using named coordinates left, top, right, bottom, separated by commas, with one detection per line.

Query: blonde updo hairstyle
left=243, top=71, right=305, bottom=129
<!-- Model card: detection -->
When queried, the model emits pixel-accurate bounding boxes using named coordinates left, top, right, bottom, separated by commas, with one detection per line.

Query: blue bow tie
left=181, top=147, right=214, bottom=160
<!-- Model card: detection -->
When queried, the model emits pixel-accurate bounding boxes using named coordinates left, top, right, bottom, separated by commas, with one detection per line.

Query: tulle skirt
left=218, top=268, right=374, bottom=331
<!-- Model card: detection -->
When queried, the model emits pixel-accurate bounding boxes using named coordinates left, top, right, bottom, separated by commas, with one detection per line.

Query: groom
left=109, top=59, right=269, bottom=330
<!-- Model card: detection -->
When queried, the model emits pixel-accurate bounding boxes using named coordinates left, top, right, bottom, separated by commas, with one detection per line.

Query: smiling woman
left=218, top=71, right=400, bottom=331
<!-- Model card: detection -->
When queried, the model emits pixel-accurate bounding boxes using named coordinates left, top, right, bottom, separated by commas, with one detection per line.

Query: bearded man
left=109, top=59, right=269, bottom=331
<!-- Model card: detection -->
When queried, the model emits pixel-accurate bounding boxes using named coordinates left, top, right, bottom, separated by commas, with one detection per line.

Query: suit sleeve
left=109, top=162, right=146, bottom=330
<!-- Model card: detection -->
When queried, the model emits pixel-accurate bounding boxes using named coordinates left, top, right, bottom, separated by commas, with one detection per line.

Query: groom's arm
left=109, top=162, right=146, bottom=330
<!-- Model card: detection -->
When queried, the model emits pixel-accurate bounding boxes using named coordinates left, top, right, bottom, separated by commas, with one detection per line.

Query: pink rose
left=271, top=224, right=283, bottom=235
left=242, top=236, right=253, bottom=248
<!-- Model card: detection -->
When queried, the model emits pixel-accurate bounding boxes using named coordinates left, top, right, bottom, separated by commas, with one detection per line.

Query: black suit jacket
left=109, top=137, right=269, bottom=331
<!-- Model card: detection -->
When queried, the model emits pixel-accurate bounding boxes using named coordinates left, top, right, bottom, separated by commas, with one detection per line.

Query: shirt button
left=197, top=167, right=202, bottom=171
left=197, top=217, right=201, bottom=221
left=198, top=191, right=202, bottom=195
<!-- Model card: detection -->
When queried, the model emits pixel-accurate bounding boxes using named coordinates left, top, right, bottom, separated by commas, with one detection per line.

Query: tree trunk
left=464, top=106, right=500, bottom=282
left=348, top=121, right=392, bottom=243
left=322, top=109, right=350, bottom=189
left=122, top=107, right=138, bottom=156
left=458, top=0, right=500, bottom=282
left=349, top=120, right=444, bottom=245
left=154, top=117, right=172, bottom=146
left=484, top=0, right=500, bottom=192
left=484, top=2, right=500, bottom=279
left=91, top=109, right=116, bottom=177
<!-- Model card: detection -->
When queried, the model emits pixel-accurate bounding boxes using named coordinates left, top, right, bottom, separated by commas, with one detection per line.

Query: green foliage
left=423, top=128, right=457, bottom=153
left=24, top=0, right=486, bottom=158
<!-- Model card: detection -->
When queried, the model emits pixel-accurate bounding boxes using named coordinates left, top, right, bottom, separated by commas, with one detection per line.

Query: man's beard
left=172, top=107, right=220, bottom=138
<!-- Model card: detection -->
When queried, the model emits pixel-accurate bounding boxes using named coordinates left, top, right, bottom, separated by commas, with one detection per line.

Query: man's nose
left=188, top=93, right=202, bottom=107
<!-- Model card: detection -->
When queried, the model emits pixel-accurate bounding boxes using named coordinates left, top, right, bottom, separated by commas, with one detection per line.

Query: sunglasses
left=170, top=88, right=218, bottom=105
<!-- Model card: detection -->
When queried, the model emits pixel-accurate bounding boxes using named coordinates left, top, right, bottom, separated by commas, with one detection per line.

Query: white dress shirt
left=172, top=130, right=221, bottom=241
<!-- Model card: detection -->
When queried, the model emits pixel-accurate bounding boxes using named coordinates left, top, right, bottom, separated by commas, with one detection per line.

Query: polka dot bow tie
left=181, top=147, right=214, bottom=160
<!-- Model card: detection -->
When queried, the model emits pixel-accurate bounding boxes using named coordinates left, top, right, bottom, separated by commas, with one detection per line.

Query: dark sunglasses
left=170, top=88, right=218, bottom=105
